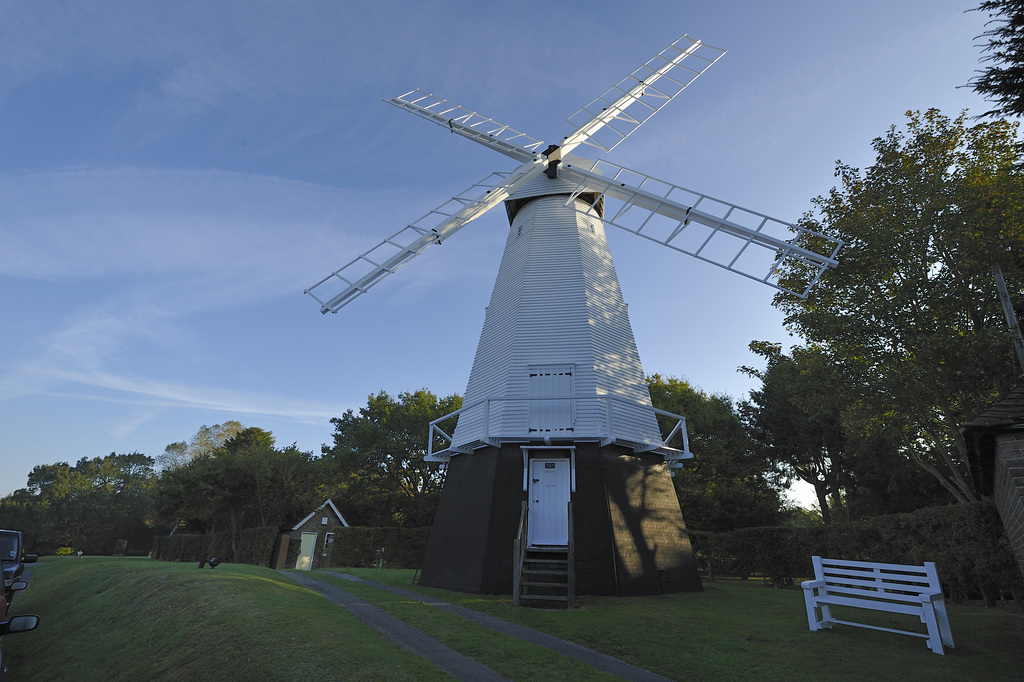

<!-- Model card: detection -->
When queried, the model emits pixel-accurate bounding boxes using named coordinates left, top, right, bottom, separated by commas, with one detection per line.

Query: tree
left=741, top=344, right=851, bottom=523
left=776, top=109, right=1024, bottom=503
left=152, top=427, right=322, bottom=553
left=970, top=1, right=1024, bottom=119
left=321, top=389, right=461, bottom=527
left=647, top=374, right=788, bottom=531
left=156, top=421, right=243, bottom=471
left=1, top=453, right=157, bottom=554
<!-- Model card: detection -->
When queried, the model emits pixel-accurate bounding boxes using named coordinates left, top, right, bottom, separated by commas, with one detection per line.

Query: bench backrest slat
left=822, top=584, right=936, bottom=602
left=819, top=558, right=934, bottom=574
left=813, top=556, right=941, bottom=598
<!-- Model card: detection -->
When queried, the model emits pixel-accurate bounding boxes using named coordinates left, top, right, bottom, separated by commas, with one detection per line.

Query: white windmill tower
left=306, top=35, right=841, bottom=601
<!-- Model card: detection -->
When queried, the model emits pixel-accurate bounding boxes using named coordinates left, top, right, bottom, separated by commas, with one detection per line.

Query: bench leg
left=802, top=592, right=834, bottom=631
left=803, top=592, right=819, bottom=631
left=920, top=605, right=945, bottom=655
left=933, top=600, right=955, bottom=649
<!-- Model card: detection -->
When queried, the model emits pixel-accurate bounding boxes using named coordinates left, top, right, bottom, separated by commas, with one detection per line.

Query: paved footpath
left=283, top=570, right=671, bottom=682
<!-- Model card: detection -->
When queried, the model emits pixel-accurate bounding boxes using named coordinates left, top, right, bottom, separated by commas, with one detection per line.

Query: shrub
left=327, top=527, right=429, bottom=569
left=151, top=532, right=232, bottom=563
left=236, top=527, right=280, bottom=567
left=692, top=501, right=1022, bottom=604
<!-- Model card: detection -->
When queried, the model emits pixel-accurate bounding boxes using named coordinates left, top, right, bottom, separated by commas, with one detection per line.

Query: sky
left=0, top=1, right=997, bottom=502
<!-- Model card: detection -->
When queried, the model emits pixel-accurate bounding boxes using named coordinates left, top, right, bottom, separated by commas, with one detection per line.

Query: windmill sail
left=560, top=159, right=842, bottom=297
left=305, top=165, right=543, bottom=313
left=563, top=34, right=725, bottom=154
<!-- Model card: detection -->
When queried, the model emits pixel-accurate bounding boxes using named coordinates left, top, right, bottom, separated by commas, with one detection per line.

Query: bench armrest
left=920, top=591, right=944, bottom=602
left=801, top=580, right=825, bottom=590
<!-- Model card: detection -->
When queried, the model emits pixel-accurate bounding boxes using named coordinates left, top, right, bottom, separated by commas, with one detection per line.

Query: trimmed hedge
left=327, top=527, right=429, bottom=569
left=152, top=532, right=228, bottom=563
left=691, top=501, right=1023, bottom=604
left=237, top=527, right=280, bottom=567
left=151, top=526, right=278, bottom=566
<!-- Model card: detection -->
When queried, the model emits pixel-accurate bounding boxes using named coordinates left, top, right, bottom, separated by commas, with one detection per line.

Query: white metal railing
left=425, top=395, right=692, bottom=463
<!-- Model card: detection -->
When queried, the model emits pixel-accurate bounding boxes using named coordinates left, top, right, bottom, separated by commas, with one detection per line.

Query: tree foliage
left=152, top=427, right=322, bottom=558
left=647, top=374, right=787, bottom=532
left=155, top=421, right=243, bottom=471
left=740, top=344, right=850, bottom=523
left=970, top=1, right=1024, bottom=119
left=776, top=109, right=1024, bottom=502
left=321, top=389, right=461, bottom=527
left=0, top=453, right=157, bottom=554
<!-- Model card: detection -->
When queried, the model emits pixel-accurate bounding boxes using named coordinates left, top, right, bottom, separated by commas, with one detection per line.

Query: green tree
left=156, top=421, right=243, bottom=471
left=970, top=1, right=1024, bottom=119
left=647, top=374, right=787, bottom=532
left=776, top=109, right=1024, bottom=503
left=741, top=344, right=850, bottom=524
left=322, top=389, right=461, bottom=527
left=1, top=453, right=157, bottom=554
left=153, top=426, right=321, bottom=556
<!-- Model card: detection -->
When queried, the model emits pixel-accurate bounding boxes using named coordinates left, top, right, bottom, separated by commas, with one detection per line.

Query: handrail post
left=567, top=500, right=575, bottom=610
left=512, top=501, right=527, bottom=606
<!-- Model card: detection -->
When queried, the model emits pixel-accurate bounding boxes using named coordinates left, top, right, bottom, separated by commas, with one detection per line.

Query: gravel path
left=285, top=570, right=671, bottom=682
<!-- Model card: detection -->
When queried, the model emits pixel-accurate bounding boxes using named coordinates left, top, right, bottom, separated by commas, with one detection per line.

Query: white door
left=527, top=459, right=571, bottom=546
left=296, top=532, right=318, bottom=570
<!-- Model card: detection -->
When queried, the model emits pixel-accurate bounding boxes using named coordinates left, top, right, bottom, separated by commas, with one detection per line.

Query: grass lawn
left=3, top=557, right=1022, bottom=681
left=325, top=567, right=1024, bottom=682
left=3, top=557, right=449, bottom=681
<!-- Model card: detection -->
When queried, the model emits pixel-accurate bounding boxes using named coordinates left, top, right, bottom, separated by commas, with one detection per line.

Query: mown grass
left=4, top=558, right=1023, bottom=681
left=2, top=557, right=449, bottom=681
left=329, top=567, right=1024, bottom=682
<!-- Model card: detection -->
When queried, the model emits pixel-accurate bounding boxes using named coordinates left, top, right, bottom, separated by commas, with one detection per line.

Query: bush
left=327, top=527, right=429, bottom=569
left=236, top=527, right=279, bottom=567
left=151, top=532, right=232, bottom=563
left=692, top=501, right=1023, bottom=604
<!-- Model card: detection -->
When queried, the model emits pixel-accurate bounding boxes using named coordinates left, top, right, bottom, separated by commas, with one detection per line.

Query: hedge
left=327, top=527, right=430, bottom=569
left=151, top=526, right=278, bottom=566
left=691, top=501, right=1023, bottom=605
left=236, top=527, right=280, bottom=567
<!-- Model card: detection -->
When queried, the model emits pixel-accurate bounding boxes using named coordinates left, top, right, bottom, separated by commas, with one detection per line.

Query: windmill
left=305, top=35, right=841, bottom=600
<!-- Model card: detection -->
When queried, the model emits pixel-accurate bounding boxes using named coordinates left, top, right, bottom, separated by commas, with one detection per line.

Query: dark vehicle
left=0, top=531, right=23, bottom=591
left=0, top=580, right=38, bottom=682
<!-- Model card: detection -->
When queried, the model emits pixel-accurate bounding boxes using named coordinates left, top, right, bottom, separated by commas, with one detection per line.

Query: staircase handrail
left=567, top=500, right=575, bottom=610
left=512, top=501, right=528, bottom=606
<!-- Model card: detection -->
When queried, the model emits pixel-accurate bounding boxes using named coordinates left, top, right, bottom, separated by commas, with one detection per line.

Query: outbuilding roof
left=291, top=498, right=349, bottom=530
left=963, top=385, right=1024, bottom=431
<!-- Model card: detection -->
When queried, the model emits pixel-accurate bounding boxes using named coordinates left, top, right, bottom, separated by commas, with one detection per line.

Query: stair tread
left=523, top=582, right=568, bottom=588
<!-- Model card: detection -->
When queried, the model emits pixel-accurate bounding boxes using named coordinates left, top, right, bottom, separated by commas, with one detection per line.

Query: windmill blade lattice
left=385, top=91, right=544, bottom=163
left=305, top=165, right=543, bottom=313
left=560, top=160, right=842, bottom=298
left=563, top=34, right=725, bottom=154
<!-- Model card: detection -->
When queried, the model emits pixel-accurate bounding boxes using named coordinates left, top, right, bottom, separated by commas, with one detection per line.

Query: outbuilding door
left=296, top=532, right=318, bottom=570
left=527, top=458, right=571, bottom=546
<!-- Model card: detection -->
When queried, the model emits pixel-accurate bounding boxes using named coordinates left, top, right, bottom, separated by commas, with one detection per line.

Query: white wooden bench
left=801, top=556, right=955, bottom=654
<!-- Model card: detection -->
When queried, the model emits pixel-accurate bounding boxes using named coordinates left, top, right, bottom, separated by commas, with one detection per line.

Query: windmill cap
left=504, top=153, right=603, bottom=223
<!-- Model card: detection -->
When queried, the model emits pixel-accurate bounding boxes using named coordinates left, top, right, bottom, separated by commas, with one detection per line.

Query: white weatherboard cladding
left=451, top=191, right=662, bottom=451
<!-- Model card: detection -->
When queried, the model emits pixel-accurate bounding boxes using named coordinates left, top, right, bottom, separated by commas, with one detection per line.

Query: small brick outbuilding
left=271, top=499, right=349, bottom=571
left=963, top=386, right=1024, bottom=583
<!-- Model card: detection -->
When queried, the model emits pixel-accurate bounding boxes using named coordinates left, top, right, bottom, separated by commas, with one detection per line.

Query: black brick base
left=418, top=442, right=701, bottom=595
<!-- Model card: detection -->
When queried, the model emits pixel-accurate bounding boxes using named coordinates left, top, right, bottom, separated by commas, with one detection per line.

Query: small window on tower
left=321, top=516, right=329, bottom=526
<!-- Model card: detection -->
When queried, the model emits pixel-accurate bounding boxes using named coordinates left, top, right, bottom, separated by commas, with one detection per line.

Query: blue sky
left=0, top=1, right=994, bottom=499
